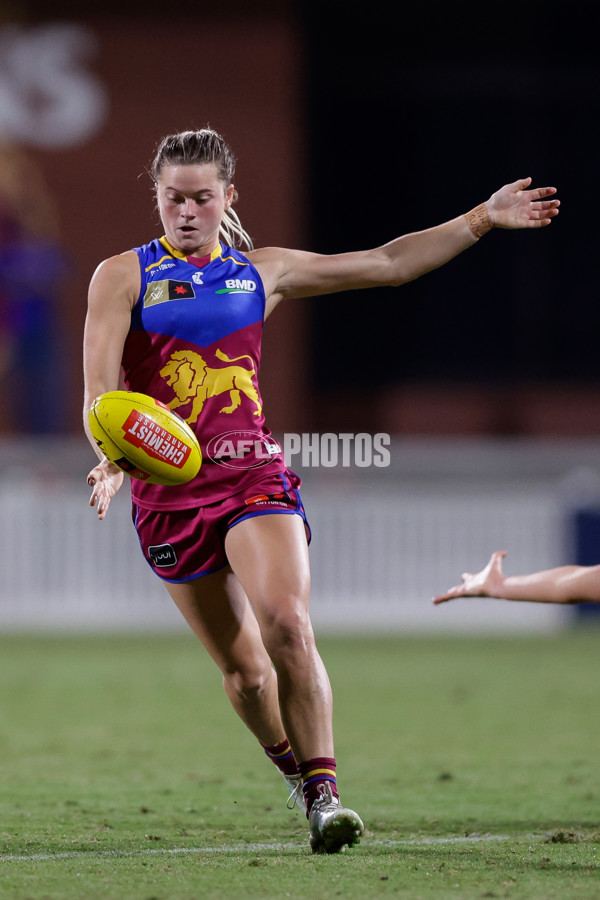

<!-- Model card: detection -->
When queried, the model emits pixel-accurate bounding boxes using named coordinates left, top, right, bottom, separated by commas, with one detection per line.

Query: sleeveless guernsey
left=121, top=237, right=287, bottom=511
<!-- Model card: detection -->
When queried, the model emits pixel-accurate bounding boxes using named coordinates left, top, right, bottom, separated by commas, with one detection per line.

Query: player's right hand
left=87, top=458, right=124, bottom=520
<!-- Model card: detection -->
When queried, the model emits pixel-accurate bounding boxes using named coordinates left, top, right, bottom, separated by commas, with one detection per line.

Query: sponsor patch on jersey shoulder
left=143, top=280, right=196, bottom=307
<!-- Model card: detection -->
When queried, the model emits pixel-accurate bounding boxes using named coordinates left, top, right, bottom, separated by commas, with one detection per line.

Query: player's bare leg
left=224, top=513, right=333, bottom=762
left=165, top=565, right=307, bottom=809
left=225, top=513, right=363, bottom=851
left=165, top=567, right=286, bottom=746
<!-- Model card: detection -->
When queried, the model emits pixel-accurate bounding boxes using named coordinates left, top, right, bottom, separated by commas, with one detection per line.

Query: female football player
left=83, top=127, right=559, bottom=853
left=434, top=549, right=600, bottom=605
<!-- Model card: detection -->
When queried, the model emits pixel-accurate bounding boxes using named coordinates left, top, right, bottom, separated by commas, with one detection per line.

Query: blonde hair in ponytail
left=220, top=202, right=254, bottom=251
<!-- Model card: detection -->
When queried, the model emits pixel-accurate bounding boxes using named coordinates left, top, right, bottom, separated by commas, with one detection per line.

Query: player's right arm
left=433, top=550, right=600, bottom=605
left=83, top=251, right=140, bottom=519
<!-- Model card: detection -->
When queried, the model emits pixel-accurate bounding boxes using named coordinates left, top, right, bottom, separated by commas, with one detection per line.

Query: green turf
left=1, top=631, right=600, bottom=899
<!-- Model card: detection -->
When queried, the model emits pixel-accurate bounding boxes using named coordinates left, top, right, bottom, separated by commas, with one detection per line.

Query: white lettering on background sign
left=0, top=24, right=108, bottom=148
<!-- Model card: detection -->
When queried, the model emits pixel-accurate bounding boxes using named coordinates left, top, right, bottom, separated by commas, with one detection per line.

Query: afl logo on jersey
left=207, top=430, right=282, bottom=469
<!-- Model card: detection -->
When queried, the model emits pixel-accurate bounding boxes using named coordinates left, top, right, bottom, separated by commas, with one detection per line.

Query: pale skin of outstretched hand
left=485, top=177, right=559, bottom=230
left=433, top=550, right=600, bottom=605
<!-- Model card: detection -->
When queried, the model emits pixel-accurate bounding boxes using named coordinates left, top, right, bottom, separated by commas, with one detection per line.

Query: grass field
left=1, top=630, right=600, bottom=899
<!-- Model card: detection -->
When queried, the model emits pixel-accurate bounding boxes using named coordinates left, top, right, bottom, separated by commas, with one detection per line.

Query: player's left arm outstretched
left=255, top=177, right=559, bottom=315
left=433, top=550, right=600, bottom=605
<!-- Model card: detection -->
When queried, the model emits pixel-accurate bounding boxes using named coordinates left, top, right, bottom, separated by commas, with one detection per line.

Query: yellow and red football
left=88, top=391, right=201, bottom=486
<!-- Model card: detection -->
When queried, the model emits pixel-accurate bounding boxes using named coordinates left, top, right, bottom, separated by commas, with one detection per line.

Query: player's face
left=155, top=163, right=234, bottom=255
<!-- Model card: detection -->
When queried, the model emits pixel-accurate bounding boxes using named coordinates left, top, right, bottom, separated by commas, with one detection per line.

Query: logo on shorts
left=207, top=430, right=282, bottom=469
left=148, top=543, right=177, bottom=567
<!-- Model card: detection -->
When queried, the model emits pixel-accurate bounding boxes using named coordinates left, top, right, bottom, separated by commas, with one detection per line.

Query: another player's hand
left=487, top=177, right=559, bottom=229
left=433, top=550, right=508, bottom=604
left=87, top=458, right=124, bottom=520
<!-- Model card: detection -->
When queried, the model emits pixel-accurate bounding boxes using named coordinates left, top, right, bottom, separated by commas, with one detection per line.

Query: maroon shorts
left=132, top=469, right=310, bottom=583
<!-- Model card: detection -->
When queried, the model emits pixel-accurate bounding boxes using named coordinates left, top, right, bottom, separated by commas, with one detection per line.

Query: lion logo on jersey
left=159, top=349, right=262, bottom=425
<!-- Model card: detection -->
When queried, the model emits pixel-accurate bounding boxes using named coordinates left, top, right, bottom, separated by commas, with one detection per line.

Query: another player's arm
left=83, top=251, right=139, bottom=518
left=433, top=550, right=600, bottom=605
left=255, top=178, right=559, bottom=316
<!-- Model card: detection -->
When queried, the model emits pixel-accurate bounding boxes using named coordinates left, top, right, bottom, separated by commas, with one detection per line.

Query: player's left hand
left=487, top=177, right=560, bottom=229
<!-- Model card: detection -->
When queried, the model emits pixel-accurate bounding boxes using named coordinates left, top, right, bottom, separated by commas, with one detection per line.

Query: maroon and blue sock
left=298, top=757, right=338, bottom=814
left=261, top=738, right=299, bottom=778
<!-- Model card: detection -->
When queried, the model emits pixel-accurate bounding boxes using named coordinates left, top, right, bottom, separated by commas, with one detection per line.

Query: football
left=88, top=391, right=202, bottom=485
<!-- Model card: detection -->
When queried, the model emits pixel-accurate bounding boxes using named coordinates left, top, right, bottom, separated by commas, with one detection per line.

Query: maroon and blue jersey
left=121, top=237, right=287, bottom=510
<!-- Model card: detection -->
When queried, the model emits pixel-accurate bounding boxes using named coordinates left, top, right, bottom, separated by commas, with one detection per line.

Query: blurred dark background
left=301, top=1, right=598, bottom=434
left=1, top=0, right=597, bottom=437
